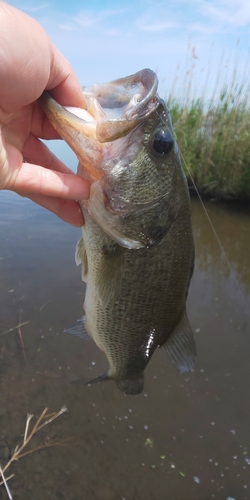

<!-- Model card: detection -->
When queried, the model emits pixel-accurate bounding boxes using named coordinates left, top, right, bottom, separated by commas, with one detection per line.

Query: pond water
left=0, top=189, right=250, bottom=500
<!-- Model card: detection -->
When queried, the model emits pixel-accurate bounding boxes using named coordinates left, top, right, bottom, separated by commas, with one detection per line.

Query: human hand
left=0, top=1, right=90, bottom=226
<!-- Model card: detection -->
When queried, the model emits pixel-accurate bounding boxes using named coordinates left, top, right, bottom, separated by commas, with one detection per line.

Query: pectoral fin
left=75, top=236, right=88, bottom=282
left=96, top=243, right=124, bottom=308
left=161, top=310, right=196, bottom=372
left=63, top=316, right=89, bottom=340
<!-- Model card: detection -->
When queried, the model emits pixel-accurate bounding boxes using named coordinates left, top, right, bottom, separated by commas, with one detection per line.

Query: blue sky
left=7, top=0, right=250, bottom=101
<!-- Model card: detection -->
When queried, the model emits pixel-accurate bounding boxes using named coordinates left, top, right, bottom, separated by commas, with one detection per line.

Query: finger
left=47, top=44, right=86, bottom=109
left=30, top=101, right=63, bottom=140
left=9, top=161, right=90, bottom=200
left=27, top=194, right=84, bottom=226
left=23, top=134, right=76, bottom=174
left=49, top=74, right=86, bottom=109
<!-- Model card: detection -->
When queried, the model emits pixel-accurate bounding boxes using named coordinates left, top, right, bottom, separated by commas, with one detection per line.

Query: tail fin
left=86, top=373, right=144, bottom=395
left=116, top=376, right=144, bottom=395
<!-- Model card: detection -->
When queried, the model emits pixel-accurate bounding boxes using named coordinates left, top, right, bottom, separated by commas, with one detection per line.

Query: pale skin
left=0, top=1, right=90, bottom=226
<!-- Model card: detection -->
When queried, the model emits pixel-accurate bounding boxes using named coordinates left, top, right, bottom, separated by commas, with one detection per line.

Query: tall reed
left=167, top=44, right=250, bottom=200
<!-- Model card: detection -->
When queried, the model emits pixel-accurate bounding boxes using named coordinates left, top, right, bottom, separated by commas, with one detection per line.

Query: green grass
left=167, top=50, right=250, bottom=201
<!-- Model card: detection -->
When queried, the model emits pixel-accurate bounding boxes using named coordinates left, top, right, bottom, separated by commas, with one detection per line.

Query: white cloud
left=19, top=3, right=49, bottom=12
left=73, top=7, right=128, bottom=30
left=136, top=4, right=178, bottom=32
left=137, top=20, right=177, bottom=32
left=59, top=23, right=79, bottom=32
left=187, top=22, right=222, bottom=35
left=73, top=12, right=99, bottom=28
left=11, top=0, right=250, bottom=102
left=103, top=29, right=122, bottom=36
left=201, top=0, right=250, bottom=27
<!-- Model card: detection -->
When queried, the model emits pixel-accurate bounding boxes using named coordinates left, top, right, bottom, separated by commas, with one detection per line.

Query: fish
left=39, top=68, right=196, bottom=395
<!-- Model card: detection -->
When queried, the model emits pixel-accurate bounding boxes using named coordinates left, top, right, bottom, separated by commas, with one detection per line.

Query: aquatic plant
left=167, top=45, right=250, bottom=201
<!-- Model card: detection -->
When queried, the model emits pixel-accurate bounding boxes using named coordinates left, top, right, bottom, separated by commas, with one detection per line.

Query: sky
left=6, top=0, right=250, bottom=101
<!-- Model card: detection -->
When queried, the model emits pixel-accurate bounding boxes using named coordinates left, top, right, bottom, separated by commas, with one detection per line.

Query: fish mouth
left=39, top=69, right=159, bottom=181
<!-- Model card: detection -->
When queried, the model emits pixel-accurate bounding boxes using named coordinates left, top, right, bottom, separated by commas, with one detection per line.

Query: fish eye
left=151, top=128, right=174, bottom=156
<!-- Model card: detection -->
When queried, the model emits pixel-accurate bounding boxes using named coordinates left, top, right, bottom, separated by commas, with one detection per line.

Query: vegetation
left=167, top=47, right=250, bottom=201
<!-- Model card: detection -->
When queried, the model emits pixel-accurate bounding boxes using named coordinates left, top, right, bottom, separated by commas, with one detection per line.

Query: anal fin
left=161, top=310, right=197, bottom=373
left=86, top=373, right=111, bottom=386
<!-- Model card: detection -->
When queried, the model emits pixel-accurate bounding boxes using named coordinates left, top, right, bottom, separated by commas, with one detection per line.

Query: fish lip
left=95, top=68, right=159, bottom=142
left=39, top=69, right=160, bottom=181
left=39, top=91, right=103, bottom=181
left=39, top=68, right=159, bottom=143
left=83, top=68, right=159, bottom=119
left=116, top=68, right=159, bottom=119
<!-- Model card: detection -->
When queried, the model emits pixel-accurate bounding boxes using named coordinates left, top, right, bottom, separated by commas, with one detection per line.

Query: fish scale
left=39, top=68, right=196, bottom=394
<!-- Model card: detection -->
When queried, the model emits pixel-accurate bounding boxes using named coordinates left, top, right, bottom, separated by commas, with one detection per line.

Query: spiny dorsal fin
left=96, top=243, right=124, bottom=308
left=75, top=236, right=88, bottom=282
left=161, top=310, right=196, bottom=373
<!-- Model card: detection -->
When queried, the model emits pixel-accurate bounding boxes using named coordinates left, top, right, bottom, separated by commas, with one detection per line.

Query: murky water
left=0, top=190, right=250, bottom=500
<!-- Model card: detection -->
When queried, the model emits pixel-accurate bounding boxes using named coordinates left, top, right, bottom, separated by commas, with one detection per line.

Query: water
left=0, top=190, right=250, bottom=500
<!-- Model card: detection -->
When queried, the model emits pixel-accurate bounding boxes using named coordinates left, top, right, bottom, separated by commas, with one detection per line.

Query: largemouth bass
left=39, top=69, right=196, bottom=395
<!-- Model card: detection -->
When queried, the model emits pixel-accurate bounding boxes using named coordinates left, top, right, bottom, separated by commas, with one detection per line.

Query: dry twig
left=0, top=321, right=30, bottom=338
left=17, top=310, right=27, bottom=365
left=0, top=406, right=68, bottom=497
left=0, top=467, right=13, bottom=499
